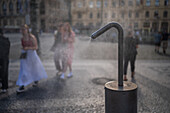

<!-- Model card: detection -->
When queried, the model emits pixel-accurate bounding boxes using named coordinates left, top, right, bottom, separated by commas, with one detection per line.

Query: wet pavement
left=0, top=34, right=170, bottom=113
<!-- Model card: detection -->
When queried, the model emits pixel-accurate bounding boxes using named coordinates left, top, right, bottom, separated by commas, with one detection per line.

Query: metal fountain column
left=91, top=22, right=137, bottom=113
left=91, top=22, right=123, bottom=86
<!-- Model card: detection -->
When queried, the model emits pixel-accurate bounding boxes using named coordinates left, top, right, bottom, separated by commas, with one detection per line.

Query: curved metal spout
left=91, top=22, right=124, bottom=86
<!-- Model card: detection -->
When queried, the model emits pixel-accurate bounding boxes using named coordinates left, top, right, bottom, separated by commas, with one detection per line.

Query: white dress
left=16, top=50, right=48, bottom=86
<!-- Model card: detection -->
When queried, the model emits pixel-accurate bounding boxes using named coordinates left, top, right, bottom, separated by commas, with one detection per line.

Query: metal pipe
left=91, top=22, right=124, bottom=86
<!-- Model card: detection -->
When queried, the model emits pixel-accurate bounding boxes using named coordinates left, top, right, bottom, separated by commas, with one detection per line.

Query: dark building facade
left=1, top=0, right=170, bottom=34
left=0, top=0, right=69, bottom=33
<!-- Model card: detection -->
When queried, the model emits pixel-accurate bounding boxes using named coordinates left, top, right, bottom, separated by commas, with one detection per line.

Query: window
left=2, top=2, right=7, bottom=15
left=10, top=19, right=14, bottom=25
left=128, top=0, right=133, bottom=6
left=75, top=23, right=79, bottom=27
left=163, top=11, right=168, bottom=18
left=112, top=13, right=115, bottom=18
left=90, top=12, right=93, bottom=18
left=145, top=11, right=149, bottom=18
left=134, top=22, right=138, bottom=29
left=135, top=12, right=139, bottom=18
left=3, top=19, right=8, bottom=26
left=96, top=1, right=101, bottom=8
left=89, top=1, right=93, bottom=8
left=146, top=0, right=150, bottom=6
left=40, top=0, right=45, bottom=15
left=119, top=0, right=125, bottom=6
left=164, top=0, right=169, bottom=6
left=82, top=1, right=86, bottom=6
left=16, top=0, right=21, bottom=14
left=89, top=23, right=94, bottom=27
left=77, top=2, right=82, bottom=8
left=143, top=22, right=150, bottom=27
left=155, top=0, right=159, bottom=6
left=41, top=19, right=46, bottom=31
left=121, top=13, right=124, bottom=18
left=144, top=29, right=149, bottom=35
left=49, top=1, right=52, bottom=6
left=78, top=12, right=82, bottom=18
left=97, top=12, right=100, bottom=18
left=105, top=13, right=107, bottom=18
left=129, top=11, right=132, bottom=18
left=121, top=22, right=125, bottom=27
left=136, top=0, right=140, bottom=5
left=128, top=23, right=132, bottom=29
left=154, top=11, right=158, bottom=18
left=112, top=1, right=116, bottom=7
left=9, top=1, right=13, bottom=15
left=73, top=2, right=76, bottom=7
left=24, top=0, right=29, bottom=13
left=56, top=2, right=60, bottom=9
left=152, top=22, right=159, bottom=32
left=80, top=23, right=84, bottom=27
left=161, top=22, right=168, bottom=31
left=104, top=0, right=108, bottom=7
left=17, top=19, right=22, bottom=26
left=96, top=22, right=101, bottom=27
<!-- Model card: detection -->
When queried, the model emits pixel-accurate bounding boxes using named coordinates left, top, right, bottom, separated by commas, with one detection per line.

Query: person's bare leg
left=67, top=63, right=73, bottom=78
left=60, top=56, right=67, bottom=79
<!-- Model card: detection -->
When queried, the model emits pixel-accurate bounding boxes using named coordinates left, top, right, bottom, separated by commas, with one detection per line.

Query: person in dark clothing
left=0, top=28, right=10, bottom=93
left=52, top=24, right=64, bottom=76
left=154, top=31, right=162, bottom=53
left=123, top=30, right=139, bottom=81
left=162, top=30, right=169, bottom=54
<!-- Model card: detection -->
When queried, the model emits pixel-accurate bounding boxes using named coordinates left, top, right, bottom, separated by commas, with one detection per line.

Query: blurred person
left=52, top=24, right=64, bottom=75
left=60, top=22, right=75, bottom=79
left=16, top=24, right=48, bottom=93
left=123, top=30, right=139, bottom=81
left=135, top=30, right=142, bottom=43
left=0, top=28, right=10, bottom=93
left=154, top=31, right=162, bottom=53
left=39, top=29, right=43, bottom=35
left=162, top=30, right=170, bottom=54
left=65, top=23, right=75, bottom=78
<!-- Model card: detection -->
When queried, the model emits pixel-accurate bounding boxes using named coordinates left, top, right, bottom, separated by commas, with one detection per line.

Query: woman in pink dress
left=60, top=22, right=75, bottom=79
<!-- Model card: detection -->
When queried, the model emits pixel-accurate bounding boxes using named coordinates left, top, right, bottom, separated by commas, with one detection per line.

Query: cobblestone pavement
left=0, top=33, right=170, bottom=113
left=0, top=60, right=170, bottom=113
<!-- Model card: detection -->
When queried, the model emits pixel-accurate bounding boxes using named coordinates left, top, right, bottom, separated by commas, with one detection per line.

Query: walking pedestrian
left=162, top=30, right=170, bottom=54
left=52, top=24, right=63, bottom=75
left=154, top=31, right=162, bottom=53
left=16, top=24, right=48, bottom=93
left=64, top=23, right=75, bottom=78
left=123, top=30, right=139, bottom=81
left=135, top=30, right=142, bottom=43
left=60, top=22, right=75, bottom=79
left=0, top=28, right=10, bottom=93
